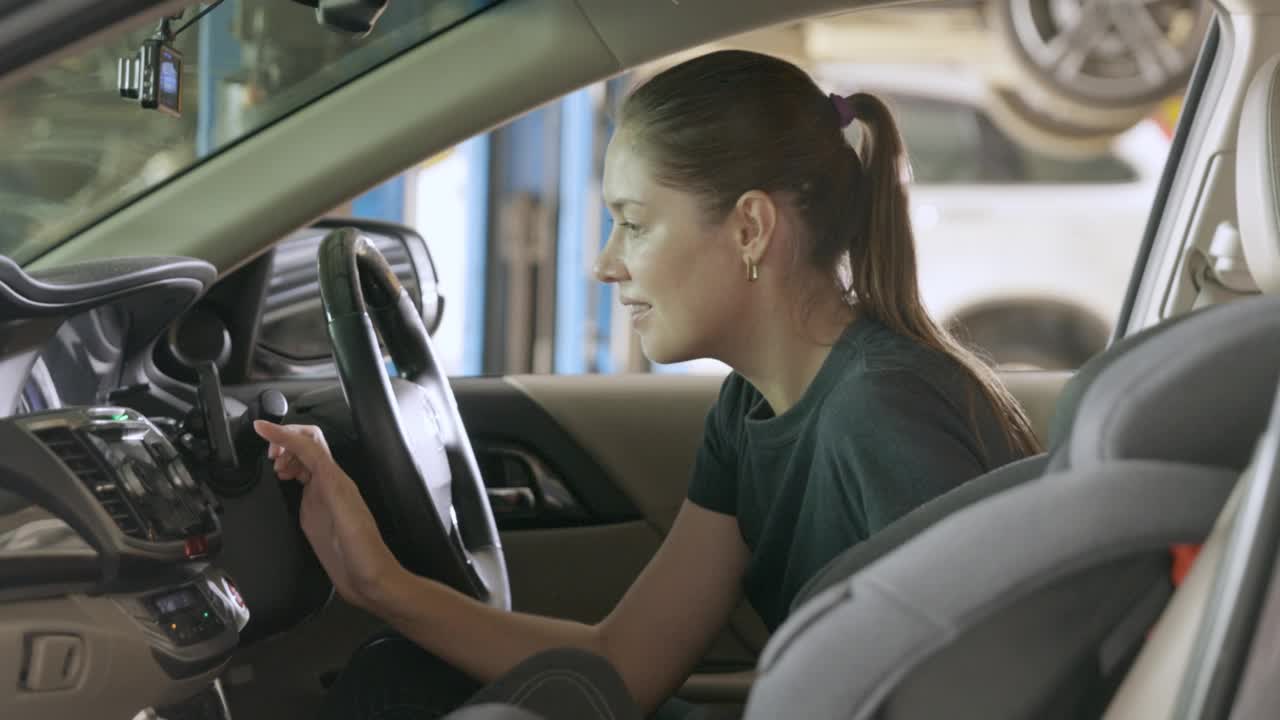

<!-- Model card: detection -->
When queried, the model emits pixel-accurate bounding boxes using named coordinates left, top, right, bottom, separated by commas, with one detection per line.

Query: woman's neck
left=733, top=297, right=857, bottom=417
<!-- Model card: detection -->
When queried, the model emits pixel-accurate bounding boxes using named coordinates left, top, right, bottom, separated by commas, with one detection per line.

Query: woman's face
left=595, top=133, right=749, bottom=365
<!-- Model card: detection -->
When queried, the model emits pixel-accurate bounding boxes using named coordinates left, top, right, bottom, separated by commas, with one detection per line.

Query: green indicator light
left=203, top=612, right=209, bottom=618
left=112, top=413, right=128, bottom=421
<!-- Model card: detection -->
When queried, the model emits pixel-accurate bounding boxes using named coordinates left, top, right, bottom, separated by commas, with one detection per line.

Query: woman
left=254, top=50, right=1041, bottom=720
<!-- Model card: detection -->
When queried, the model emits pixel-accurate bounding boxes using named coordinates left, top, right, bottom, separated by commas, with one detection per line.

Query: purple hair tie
left=829, top=93, right=855, bottom=129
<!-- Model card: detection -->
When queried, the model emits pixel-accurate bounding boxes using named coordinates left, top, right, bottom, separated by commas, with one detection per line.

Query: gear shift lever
left=231, top=389, right=289, bottom=471
left=167, top=306, right=237, bottom=472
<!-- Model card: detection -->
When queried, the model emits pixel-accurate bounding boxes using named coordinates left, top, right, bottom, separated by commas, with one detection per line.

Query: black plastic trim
left=1, top=256, right=214, bottom=310
left=0, top=256, right=216, bottom=360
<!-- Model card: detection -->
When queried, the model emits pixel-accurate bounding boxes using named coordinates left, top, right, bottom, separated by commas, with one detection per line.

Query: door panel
left=492, top=374, right=722, bottom=532
left=455, top=374, right=767, bottom=675
left=455, top=368, right=1071, bottom=688
left=220, top=367, right=1072, bottom=712
left=498, top=522, right=763, bottom=669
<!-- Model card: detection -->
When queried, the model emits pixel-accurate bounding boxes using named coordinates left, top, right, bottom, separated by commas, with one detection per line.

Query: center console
left=0, top=407, right=249, bottom=720
left=13, top=407, right=220, bottom=551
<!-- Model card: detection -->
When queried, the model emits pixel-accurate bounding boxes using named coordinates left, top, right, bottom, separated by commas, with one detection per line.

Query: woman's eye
left=620, top=221, right=641, bottom=234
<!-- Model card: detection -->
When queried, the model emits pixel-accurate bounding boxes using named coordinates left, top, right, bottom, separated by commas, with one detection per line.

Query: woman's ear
left=735, top=190, right=777, bottom=264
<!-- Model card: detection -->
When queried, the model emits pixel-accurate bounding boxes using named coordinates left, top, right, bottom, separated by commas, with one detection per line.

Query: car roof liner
left=0, top=0, right=185, bottom=90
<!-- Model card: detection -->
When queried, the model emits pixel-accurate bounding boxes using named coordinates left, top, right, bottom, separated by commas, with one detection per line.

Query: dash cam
left=118, top=39, right=182, bottom=117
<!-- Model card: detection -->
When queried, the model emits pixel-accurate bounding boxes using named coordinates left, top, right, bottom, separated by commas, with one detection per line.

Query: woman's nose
left=593, top=236, right=628, bottom=283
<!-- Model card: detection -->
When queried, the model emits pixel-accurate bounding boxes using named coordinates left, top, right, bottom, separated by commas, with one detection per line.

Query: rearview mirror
left=254, top=217, right=443, bottom=377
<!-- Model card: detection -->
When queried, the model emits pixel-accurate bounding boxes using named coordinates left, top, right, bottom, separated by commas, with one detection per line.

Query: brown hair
left=620, top=49, right=1041, bottom=458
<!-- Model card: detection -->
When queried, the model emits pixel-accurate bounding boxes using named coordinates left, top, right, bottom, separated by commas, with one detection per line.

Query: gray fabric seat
left=789, top=296, right=1273, bottom=612
left=744, top=292, right=1280, bottom=720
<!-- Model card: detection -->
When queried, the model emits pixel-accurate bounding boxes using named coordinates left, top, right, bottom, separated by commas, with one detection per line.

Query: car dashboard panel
left=21, top=305, right=131, bottom=413
left=0, top=254, right=250, bottom=718
left=1, top=408, right=222, bottom=575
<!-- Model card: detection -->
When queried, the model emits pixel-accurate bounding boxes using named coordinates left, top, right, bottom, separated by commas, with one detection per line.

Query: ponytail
left=843, top=93, right=1043, bottom=458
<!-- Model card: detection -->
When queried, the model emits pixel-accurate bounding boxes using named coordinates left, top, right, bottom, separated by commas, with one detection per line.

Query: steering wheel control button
left=21, top=634, right=84, bottom=691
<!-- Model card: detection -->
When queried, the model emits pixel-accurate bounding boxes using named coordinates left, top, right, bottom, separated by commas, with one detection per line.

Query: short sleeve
left=827, top=370, right=990, bottom=533
left=686, top=375, right=745, bottom=516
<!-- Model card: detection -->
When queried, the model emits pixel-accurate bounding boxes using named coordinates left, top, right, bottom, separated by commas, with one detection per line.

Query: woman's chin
left=637, top=334, right=696, bottom=366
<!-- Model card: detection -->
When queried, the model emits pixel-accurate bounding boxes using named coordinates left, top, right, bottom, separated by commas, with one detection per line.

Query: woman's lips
left=626, top=302, right=652, bottom=323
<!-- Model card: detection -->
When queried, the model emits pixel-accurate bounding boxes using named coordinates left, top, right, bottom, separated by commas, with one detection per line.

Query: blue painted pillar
left=554, top=88, right=594, bottom=374
left=196, top=0, right=241, bottom=158
left=461, top=135, right=491, bottom=376
left=594, top=76, right=630, bottom=373
left=351, top=176, right=406, bottom=224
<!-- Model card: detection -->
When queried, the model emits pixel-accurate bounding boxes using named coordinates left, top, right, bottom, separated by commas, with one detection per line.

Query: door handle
left=485, top=486, right=538, bottom=516
left=477, top=444, right=587, bottom=526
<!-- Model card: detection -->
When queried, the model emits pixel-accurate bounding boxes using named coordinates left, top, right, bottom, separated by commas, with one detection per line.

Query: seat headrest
left=1238, top=55, right=1280, bottom=294
left=1055, top=294, right=1280, bottom=471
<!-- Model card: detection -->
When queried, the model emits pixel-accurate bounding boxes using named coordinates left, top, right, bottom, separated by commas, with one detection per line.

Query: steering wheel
left=317, top=227, right=510, bottom=609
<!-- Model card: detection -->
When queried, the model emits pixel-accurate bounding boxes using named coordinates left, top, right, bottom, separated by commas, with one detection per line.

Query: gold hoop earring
left=746, top=258, right=759, bottom=282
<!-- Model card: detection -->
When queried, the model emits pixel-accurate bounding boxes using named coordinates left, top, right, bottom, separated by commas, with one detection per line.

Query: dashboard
left=18, top=305, right=131, bottom=413
left=0, top=255, right=260, bottom=719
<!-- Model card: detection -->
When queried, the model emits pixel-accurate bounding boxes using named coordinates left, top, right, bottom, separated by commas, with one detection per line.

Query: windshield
left=0, top=0, right=498, bottom=264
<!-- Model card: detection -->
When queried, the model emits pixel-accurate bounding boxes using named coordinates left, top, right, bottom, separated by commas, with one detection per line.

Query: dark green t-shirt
left=688, top=318, right=1024, bottom=630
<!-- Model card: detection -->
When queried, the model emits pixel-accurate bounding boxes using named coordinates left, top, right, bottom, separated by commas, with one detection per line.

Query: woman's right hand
left=253, top=420, right=406, bottom=611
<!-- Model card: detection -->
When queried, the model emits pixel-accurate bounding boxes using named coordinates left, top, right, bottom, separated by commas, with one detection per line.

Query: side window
left=257, top=18, right=1180, bottom=379
left=1016, top=147, right=1138, bottom=184
left=889, top=96, right=986, bottom=185
left=888, top=90, right=1169, bottom=370
left=890, top=95, right=1138, bottom=186
left=977, top=113, right=1137, bottom=184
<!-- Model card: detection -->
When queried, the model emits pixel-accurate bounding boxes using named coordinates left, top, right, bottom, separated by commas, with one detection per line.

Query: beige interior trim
left=504, top=373, right=722, bottom=531
left=503, top=374, right=773, bottom=660
left=1125, top=11, right=1280, bottom=332
left=0, top=593, right=227, bottom=720
left=1103, top=474, right=1245, bottom=720
left=574, top=0, right=866, bottom=69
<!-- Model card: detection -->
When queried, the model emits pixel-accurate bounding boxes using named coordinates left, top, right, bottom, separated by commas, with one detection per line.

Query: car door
left=451, top=367, right=1067, bottom=699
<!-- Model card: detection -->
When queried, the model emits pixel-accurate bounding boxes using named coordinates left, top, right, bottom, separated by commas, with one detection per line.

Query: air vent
left=33, top=427, right=145, bottom=539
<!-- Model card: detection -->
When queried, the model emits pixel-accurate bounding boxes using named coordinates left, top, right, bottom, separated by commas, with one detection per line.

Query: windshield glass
left=0, top=0, right=498, bottom=264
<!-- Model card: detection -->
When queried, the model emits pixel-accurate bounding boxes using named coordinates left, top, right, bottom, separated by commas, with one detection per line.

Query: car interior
left=2, top=0, right=1280, bottom=719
